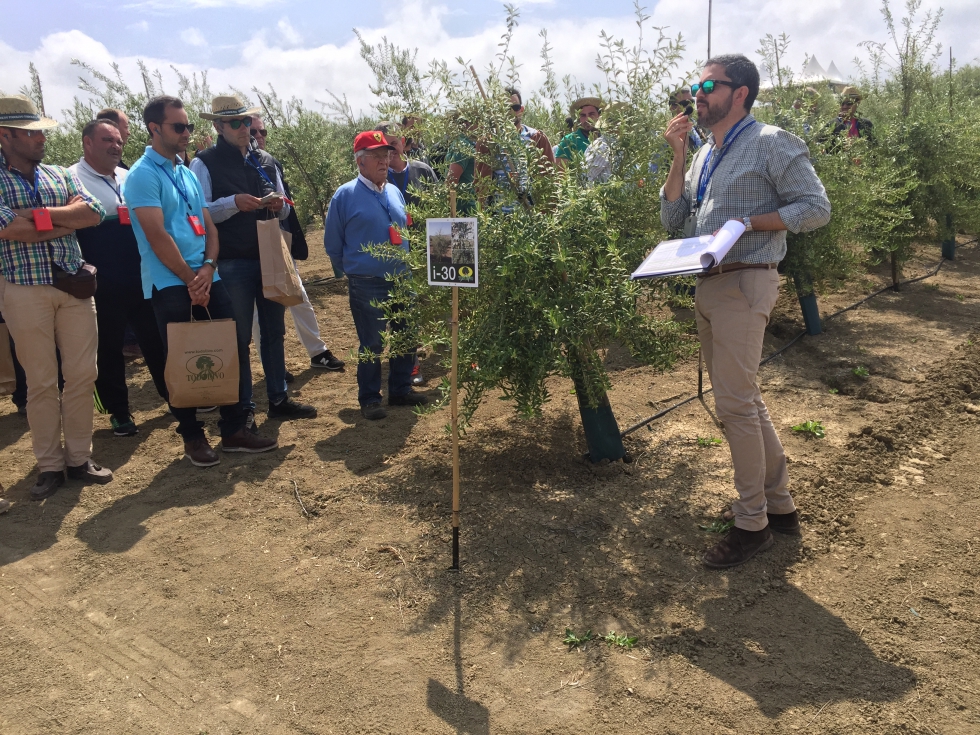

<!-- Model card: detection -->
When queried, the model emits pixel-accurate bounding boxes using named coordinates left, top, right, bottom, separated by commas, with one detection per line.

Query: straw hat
left=200, top=94, right=262, bottom=120
left=840, top=86, right=863, bottom=101
left=0, top=95, right=58, bottom=130
left=571, top=96, right=604, bottom=116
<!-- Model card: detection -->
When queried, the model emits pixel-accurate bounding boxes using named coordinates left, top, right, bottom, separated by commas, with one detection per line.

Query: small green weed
left=563, top=629, right=594, bottom=649
left=792, top=420, right=826, bottom=439
left=852, top=366, right=870, bottom=378
left=828, top=387, right=839, bottom=394
left=955, top=294, right=965, bottom=302
left=699, top=518, right=736, bottom=534
left=924, top=283, right=939, bottom=291
left=602, top=631, right=639, bottom=649
left=696, top=437, right=723, bottom=447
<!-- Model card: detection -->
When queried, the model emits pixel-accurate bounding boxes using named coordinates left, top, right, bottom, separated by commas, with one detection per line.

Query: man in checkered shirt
left=0, top=95, right=112, bottom=501
left=661, top=54, right=831, bottom=569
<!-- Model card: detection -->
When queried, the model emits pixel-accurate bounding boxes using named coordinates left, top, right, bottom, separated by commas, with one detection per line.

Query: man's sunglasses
left=510, top=103, right=522, bottom=112
left=841, top=98, right=859, bottom=106
left=161, top=122, right=195, bottom=134
left=690, top=79, right=741, bottom=95
left=251, top=128, right=268, bottom=137
left=223, top=117, right=252, bottom=130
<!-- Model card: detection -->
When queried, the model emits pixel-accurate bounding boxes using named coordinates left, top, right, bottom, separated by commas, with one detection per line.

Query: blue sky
left=2, top=0, right=975, bottom=121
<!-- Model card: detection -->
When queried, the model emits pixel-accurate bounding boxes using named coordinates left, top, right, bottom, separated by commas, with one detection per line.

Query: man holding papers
left=661, top=54, right=830, bottom=569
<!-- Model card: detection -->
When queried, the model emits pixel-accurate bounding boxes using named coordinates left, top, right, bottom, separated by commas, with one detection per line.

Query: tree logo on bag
left=186, top=354, right=224, bottom=382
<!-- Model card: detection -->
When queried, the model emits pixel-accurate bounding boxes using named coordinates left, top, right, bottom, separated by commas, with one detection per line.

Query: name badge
left=683, top=214, right=697, bottom=238
left=188, top=215, right=206, bottom=236
left=405, top=213, right=413, bottom=227
left=117, top=206, right=131, bottom=225
left=389, top=225, right=403, bottom=245
left=33, top=208, right=54, bottom=232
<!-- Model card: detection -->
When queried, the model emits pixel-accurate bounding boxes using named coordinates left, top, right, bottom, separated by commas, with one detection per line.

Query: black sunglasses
left=690, top=79, right=741, bottom=95
left=251, top=128, right=268, bottom=137
left=161, top=122, right=195, bottom=134
left=510, top=103, right=522, bottom=111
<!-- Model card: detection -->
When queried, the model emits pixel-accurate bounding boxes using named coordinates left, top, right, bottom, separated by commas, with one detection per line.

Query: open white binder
left=631, top=220, right=746, bottom=280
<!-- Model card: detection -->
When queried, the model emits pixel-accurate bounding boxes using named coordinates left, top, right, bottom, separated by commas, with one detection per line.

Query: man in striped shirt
left=0, top=95, right=112, bottom=500
left=662, top=55, right=831, bottom=569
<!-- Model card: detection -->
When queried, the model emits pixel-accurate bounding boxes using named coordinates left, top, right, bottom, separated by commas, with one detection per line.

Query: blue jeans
left=347, top=275, right=415, bottom=407
left=216, top=258, right=288, bottom=408
left=151, top=282, right=246, bottom=439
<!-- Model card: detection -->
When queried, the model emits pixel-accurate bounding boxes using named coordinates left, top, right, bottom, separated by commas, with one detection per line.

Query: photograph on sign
left=427, top=218, right=478, bottom=288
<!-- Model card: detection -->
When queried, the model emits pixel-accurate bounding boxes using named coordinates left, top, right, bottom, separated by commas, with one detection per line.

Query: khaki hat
left=200, top=94, right=262, bottom=121
left=840, top=86, right=863, bottom=101
left=571, top=96, right=604, bottom=116
left=0, top=94, right=58, bottom=130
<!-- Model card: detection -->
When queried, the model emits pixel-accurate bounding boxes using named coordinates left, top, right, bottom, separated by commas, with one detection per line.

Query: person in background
left=554, top=97, right=603, bottom=169
left=69, top=118, right=169, bottom=437
left=506, top=88, right=555, bottom=168
left=662, top=54, right=830, bottom=569
left=96, top=108, right=131, bottom=163
left=190, top=95, right=316, bottom=425
left=0, top=94, right=111, bottom=500
left=324, top=131, right=428, bottom=420
left=792, top=87, right=822, bottom=135
left=375, top=120, right=437, bottom=386
left=829, top=86, right=874, bottom=142
left=124, top=95, right=278, bottom=465
left=249, top=115, right=344, bottom=376
left=668, top=87, right=704, bottom=150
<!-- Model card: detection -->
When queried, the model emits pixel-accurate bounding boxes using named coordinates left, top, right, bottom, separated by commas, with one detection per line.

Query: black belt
left=698, top=262, right=778, bottom=278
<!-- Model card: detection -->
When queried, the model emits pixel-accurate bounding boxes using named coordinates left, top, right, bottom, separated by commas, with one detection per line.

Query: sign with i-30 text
left=426, top=218, right=478, bottom=287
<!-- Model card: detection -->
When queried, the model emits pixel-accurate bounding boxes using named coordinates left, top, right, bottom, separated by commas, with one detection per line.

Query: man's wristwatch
left=742, top=217, right=754, bottom=232
left=203, top=258, right=217, bottom=270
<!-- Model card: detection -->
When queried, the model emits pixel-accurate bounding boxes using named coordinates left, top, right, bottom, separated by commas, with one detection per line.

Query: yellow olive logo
left=458, top=266, right=474, bottom=278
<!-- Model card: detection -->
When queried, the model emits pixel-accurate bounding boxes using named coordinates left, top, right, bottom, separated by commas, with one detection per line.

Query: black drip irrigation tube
left=620, top=241, right=978, bottom=438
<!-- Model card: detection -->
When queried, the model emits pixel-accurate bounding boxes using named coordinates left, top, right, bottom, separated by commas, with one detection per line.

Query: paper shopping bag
left=165, top=313, right=240, bottom=408
left=0, top=324, right=15, bottom=396
left=257, top=218, right=304, bottom=307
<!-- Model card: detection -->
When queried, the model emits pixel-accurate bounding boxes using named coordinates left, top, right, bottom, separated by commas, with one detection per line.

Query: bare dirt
left=1, top=236, right=978, bottom=734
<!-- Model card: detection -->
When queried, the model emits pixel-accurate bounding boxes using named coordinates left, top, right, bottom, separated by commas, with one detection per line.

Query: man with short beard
left=555, top=97, right=603, bottom=169
left=662, top=54, right=831, bottom=569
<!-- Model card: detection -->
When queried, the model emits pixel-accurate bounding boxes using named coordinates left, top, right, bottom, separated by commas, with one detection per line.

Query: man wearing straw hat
left=554, top=96, right=603, bottom=168
left=191, top=95, right=316, bottom=426
left=0, top=94, right=113, bottom=499
left=829, top=86, right=874, bottom=142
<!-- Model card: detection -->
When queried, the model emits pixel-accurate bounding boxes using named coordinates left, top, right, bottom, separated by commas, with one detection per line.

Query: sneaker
left=311, top=350, right=345, bottom=371
left=220, top=428, right=278, bottom=453
left=184, top=436, right=220, bottom=467
left=110, top=414, right=138, bottom=437
left=197, top=405, right=218, bottom=413
left=66, top=460, right=114, bottom=485
left=388, top=391, right=429, bottom=407
left=411, top=360, right=425, bottom=386
left=268, top=397, right=317, bottom=420
left=31, top=471, right=64, bottom=501
left=703, top=526, right=774, bottom=569
left=285, top=370, right=295, bottom=384
left=361, top=403, right=387, bottom=420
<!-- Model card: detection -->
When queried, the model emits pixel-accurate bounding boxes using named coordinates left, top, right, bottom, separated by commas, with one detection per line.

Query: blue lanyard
left=10, top=166, right=43, bottom=208
left=388, top=167, right=409, bottom=198
left=100, top=175, right=122, bottom=204
left=358, top=178, right=393, bottom=223
left=246, top=152, right=277, bottom=191
left=159, top=161, right=193, bottom=211
left=695, top=116, right=756, bottom=207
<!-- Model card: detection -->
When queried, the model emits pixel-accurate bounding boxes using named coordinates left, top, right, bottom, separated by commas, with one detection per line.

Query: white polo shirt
left=68, top=157, right=128, bottom=218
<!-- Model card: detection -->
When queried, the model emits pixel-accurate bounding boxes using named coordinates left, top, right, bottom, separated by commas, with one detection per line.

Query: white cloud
left=126, top=0, right=279, bottom=8
left=1, top=0, right=977, bottom=125
left=181, top=28, right=208, bottom=48
left=128, top=20, right=150, bottom=32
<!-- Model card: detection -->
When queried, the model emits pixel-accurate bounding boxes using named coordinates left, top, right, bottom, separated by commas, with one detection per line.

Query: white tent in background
left=826, top=61, right=845, bottom=84
left=760, top=54, right=848, bottom=91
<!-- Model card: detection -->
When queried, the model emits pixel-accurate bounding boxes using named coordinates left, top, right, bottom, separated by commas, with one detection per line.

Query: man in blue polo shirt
left=124, top=95, right=277, bottom=466
left=324, top=130, right=428, bottom=421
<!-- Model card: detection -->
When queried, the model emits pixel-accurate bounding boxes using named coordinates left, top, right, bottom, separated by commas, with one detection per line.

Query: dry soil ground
left=1, top=237, right=978, bottom=735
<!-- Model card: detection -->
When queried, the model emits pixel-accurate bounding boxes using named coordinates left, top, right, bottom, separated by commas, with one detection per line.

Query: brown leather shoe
left=184, top=436, right=220, bottom=467
left=220, top=428, right=278, bottom=453
left=31, top=471, right=64, bottom=501
left=721, top=507, right=802, bottom=535
left=703, top=526, right=775, bottom=569
left=67, top=460, right=114, bottom=485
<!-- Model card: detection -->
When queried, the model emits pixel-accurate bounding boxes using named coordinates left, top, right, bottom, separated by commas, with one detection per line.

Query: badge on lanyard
left=405, top=213, right=413, bottom=227
left=389, top=225, right=403, bottom=245
left=683, top=214, right=697, bottom=238
left=117, top=205, right=131, bottom=225
left=188, top=215, right=206, bottom=236
left=33, top=208, right=54, bottom=231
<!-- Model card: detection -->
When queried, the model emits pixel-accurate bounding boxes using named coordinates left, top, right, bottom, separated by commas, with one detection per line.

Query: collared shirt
left=555, top=128, right=591, bottom=161
left=357, top=173, right=385, bottom=194
left=660, top=114, right=831, bottom=265
left=0, top=151, right=105, bottom=286
left=123, top=145, right=217, bottom=298
left=188, top=153, right=290, bottom=224
left=68, top=158, right=128, bottom=217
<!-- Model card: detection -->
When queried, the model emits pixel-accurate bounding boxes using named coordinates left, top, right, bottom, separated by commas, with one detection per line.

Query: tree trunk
left=571, top=371, right=626, bottom=463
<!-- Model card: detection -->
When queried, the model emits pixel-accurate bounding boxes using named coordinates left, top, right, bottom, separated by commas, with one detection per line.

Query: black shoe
left=703, top=526, right=774, bottom=569
left=285, top=371, right=295, bottom=384
left=388, top=391, right=429, bottom=407
left=767, top=510, right=802, bottom=535
left=110, top=414, right=138, bottom=436
left=31, top=471, right=65, bottom=501
left=268, top=397, right=317, bottom=420
left=311, top=350, right=345, bottom=371
left=16, top=404, right=27, bottom=416
left=361, top=403, right=387, bottom=420
left=67, top=460, right=114, bottom=485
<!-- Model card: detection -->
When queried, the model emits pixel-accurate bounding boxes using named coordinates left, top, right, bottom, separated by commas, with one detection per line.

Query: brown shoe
left=66, top=460, right=114, bottom=485
left=703, top=526, right=774, bottom=569
left=31, top=471, right=64, bottom=501
left=220, top=428, right=278, bottom=454
left=184, top=436, right=220, bottom=467
left=721, top=507, right=801, bottom=535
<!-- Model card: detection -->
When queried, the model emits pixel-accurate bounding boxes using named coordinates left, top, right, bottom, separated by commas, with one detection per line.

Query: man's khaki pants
left=695, top=268, right=795, bottom=531
left=0, top=276, right=98, bottom=472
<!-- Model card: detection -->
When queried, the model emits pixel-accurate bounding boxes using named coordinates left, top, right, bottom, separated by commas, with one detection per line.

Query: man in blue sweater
left=324, top=131, right=428, bottom=420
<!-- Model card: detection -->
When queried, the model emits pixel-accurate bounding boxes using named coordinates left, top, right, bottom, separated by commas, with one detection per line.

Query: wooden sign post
left=450, top=190, right=461, bottom=570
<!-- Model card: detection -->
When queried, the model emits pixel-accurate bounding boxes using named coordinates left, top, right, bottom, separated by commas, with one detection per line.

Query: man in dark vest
left=189, top=95, right=316, bottom=423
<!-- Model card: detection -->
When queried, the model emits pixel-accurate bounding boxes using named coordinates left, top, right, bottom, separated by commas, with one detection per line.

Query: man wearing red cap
left=324, top=131, right=428, bottom=420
